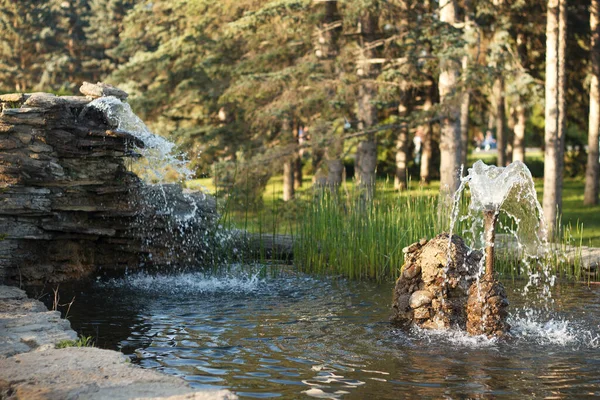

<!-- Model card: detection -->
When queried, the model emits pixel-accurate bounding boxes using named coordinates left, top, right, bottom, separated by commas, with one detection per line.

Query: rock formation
left=392, top=233, right=511, bottom=337
left=391, top=233, right=482, bottom=330
left=466, top=276, right=510, bottom=337
left=0, top=84, right=218, bottom=285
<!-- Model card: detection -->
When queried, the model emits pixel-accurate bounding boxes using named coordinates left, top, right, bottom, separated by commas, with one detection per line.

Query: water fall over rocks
left=0, top=83, right=223, bottom=285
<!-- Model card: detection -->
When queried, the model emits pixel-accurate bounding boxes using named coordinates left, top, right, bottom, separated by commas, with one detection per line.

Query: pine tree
left=83, top=0, right=137, bottom=81
left=0, top=1, right=60, bottom=91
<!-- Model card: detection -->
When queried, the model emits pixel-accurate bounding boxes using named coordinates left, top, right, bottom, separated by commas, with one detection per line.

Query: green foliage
left=55, top=335, right=95, bottom=349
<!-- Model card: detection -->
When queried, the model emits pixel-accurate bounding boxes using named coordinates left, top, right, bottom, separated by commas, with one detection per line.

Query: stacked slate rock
left=0, top=83, right=218, bottom=285
left=391, top=233, right=482, bottom=330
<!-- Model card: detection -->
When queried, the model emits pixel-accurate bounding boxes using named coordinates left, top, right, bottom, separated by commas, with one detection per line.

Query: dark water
left=37, top=269, right=600, bottom=399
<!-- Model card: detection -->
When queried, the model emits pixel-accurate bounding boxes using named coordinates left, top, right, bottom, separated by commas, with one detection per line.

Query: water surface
left=46, top=269, right=600, bottom=399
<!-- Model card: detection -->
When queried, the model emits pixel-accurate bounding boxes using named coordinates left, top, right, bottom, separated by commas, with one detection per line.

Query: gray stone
left=24, top=93, right=67, bottom=109
left=80, top=81, right=129, bottom=100
left=0, top=90, right=220, bottom=285
left=0, top=285, right=237, bottom=399
left=409, top=290, right=433, bottom=309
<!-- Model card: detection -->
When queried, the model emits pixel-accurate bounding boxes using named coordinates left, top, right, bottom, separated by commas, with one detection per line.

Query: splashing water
left=84, top=96, right=236, bottom=268
left=87, top=96, right=193, bottom=183
left=98, top=270, right=264, bottom=296
left=443, top=160, right=572, bottom=342
left=467, top=160, right=548, bottom=256
left=449, top=161, right=553, bottom=292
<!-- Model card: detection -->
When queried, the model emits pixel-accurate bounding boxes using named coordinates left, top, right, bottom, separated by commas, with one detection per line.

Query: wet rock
left=0, top=87, right=219, bottom=285
left=403, top=264, right=421, bottom=279
left=402, top=242, right=421, bottom=254
left=391, top=233, right=480, bottom=330
left=466, top=277, right=510, bottom=337
left=80, top=81, right=129, bottom=100
left=413, top=307, right=430, bottom=320
left=409, top=290, right=433, bottom=309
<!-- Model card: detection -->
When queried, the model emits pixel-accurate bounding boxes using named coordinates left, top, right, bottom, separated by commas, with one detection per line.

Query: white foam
left=87, top=96, right=193, bottom=182
left=509, top=308, right=600, bottom=348
left=97, top=270, right=264, bottom=295
left=466, top=160, right=548, bottom=256
left=410, top=326, right=499, bottom=349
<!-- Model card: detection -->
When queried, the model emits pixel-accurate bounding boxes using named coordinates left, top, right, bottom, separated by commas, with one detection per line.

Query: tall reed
left=292, top=186, right=591, bottom=282
left=293, top=188, right=441, bottom=282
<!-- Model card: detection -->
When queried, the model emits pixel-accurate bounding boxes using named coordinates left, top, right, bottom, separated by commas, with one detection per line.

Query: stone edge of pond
left=0, top=284, right=238, bottom=400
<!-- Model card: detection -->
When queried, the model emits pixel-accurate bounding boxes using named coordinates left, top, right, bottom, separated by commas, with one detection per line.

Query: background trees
left=0, top=0, right=599, bottom=230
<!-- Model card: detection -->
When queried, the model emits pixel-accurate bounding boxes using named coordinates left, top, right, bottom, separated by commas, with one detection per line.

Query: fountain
left=392, top=160, right=547, bottom=337
left=0, top=83, right=223, bottom=285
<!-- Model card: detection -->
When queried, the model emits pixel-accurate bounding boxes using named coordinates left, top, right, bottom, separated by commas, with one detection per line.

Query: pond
left=40, top=268, right=600, bottom=399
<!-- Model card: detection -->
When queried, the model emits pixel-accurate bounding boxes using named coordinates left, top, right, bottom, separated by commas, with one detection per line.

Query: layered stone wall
left=0, top=86, right=217, bottom=285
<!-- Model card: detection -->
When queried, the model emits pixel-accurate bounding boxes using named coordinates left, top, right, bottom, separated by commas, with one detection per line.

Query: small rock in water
left=466, top=277, right=510, bottom=337
left=391, top=233, right=480, bottom=330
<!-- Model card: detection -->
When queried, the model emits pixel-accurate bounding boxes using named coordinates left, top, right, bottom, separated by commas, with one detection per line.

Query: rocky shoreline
left=0, top=284, right=237, bottom=400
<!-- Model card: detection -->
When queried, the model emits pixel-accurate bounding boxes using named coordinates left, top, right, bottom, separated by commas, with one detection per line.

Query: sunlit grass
left=293, top=187, right=442, bottom=282
left=188, top=169, right=597, bottom=281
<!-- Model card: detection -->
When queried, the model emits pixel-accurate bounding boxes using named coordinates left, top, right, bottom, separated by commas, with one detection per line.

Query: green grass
left=293, top=188, right=442, bottom=282
left=188, top=167, right=598, bottom=281
left=553, top=177, right=600, bottom=247
left=55, top=335, right=95, bottom=349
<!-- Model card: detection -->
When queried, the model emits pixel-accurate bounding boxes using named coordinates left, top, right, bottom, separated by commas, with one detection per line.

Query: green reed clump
left=482, top=217, right=589, bottom=281
left=293, top=188, right=441, bottom=282
left=55, top=335, right=95, bottom=349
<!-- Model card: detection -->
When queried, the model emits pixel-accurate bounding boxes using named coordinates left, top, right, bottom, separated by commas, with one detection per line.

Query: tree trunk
left=543, top=0, right=566, bottom=236
left=506, top=106, right=514, bottom=163
left=316, top=0, right=343, bottom=191
left=294, top=155, right=303, bottom=190
left=326, top=136, right=344, bottom=191
left=493, top=76, right=507, bottom=166
left=460, top=2, right=472, bottom=173
left=438, top=0, right=462, bottom=205
left=283, top=161, right=294, bottom=201
left=512, top=33, right=528, bottom=163
left=394, top=126, right=409, bottom=190
left=420, top=81, right=434, bottom=184
left=355, top=13, right=379, bottom=201
left=282, top=118, right=294, bottom=202
left=294, top=125, right=303, bottom=190
left=585, top=0, right=600, bottom=205
left=512, top=102, right=526, bottom=163
left=460, top=60, right=470, bottom=173
left=558, top=0, right=567, bottom=186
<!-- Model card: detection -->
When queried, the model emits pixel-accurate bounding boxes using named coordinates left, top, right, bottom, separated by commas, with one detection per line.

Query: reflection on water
left=46, top=269, right=600, bottom=399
